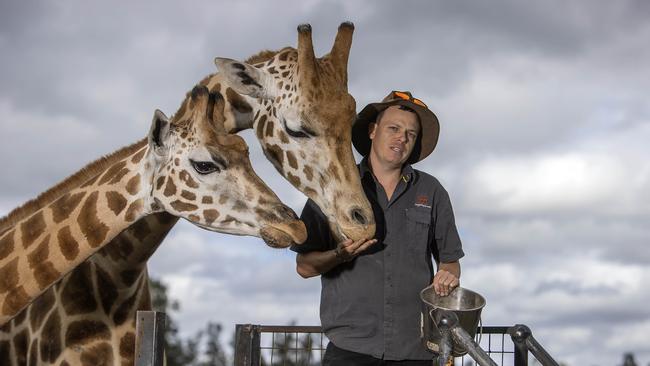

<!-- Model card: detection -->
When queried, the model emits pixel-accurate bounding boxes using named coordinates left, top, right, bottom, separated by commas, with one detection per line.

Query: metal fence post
left=509, top=324, right=560, bottom=366
left=235, top=324, right=261, bottom=366
left=134, top=311, right=166, bottom=366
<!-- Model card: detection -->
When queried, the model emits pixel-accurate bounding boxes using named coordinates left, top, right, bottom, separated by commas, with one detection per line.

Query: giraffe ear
left=215, top=57, right=278, bottom=99
left=148, top=109, right=171, bottom=156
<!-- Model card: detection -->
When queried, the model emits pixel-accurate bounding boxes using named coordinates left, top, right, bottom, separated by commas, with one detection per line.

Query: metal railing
left=130, top=312, right=558, bottom=366
left=233, top=323, right=559, bottom=366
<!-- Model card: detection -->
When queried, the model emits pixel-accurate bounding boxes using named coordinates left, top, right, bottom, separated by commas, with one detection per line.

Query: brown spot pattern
left=113, top=292, right=137, bottom=325
left=256, top=114, right=267, bottom=139
left=0, top=257, right=19, bottom=294
left=77, top=192, right=110, bottom=248
left=125, top=198, right=144, bottom=222
left=120, top=269, right=140, bottom=287
left=179, top=170, right=199, bottom=189
left=279, top=131, right=289, bottom=144
left=40, top=311, right=62, bottom=363
left=131, top=219, right=151, bottom=240
left=126, top=174, right=141, bottom=195
left=287, top=172, right=302, bottom=188
left=98, top=161, right=127, bottom=185
left=0, top=229, right=14, bottom=261
left=27, top=235, right=50, bottom=268
left=33, top=260, right=60, bottom=290
left=265, top=144, right=284, bottom=171
left=286, top=151, right=298, bottom=170
left=265, top=120, right=274, bottom=137
left=232, top=200, right=247, bottom=212
left=57, top=226, right=79, bottom=260
left=20, top=212, right=46, bottom=249
left=50, top=191, right=85, bottom=224
left=163, top=178, right=177, bottom=197
left=13, top=329, right=28, bottom=365
left=156, top=176, right=165, bottom=190
left=203, top=209, right=220, bottom=225
left=120, top=332, right=136, bottom=359
left=106, top=191, right=128, bottom=216
left=131, top=148, right=146, bottom=164
left=65, top=320, right=110, bottom=346
left=226, top=87, right=253, bottom=113
left=181, top=190, right=196, bottom=201
left=170, top=200, right=198, bottom=212
left=303, top=166, right=314, bottom=181
left=218, top=194, right=228, bottom=205
left=95, top=265, right=117, bottom=315
left=80, top=342, right=113, bottom=366
left=61, top=262, right=97, bottom=315
left=0, top=340, right=10, bottom=366
left=2, top=286, right=29, bottom=317
left=29, top=289, right=55, bottom=330
left=202, top=196, right=213, bottom=204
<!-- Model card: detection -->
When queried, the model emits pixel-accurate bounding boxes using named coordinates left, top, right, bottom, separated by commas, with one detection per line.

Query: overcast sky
left=1, top=1, right=649, bottom=365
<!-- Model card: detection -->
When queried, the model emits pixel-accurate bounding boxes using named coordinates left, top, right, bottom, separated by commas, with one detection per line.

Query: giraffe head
left=214, top=22, right=375, bottom=241
left=146, top=85, right=306, bottom=248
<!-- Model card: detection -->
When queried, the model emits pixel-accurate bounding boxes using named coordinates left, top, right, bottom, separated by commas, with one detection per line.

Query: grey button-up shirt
left=292, top=158, right=464, bottom=360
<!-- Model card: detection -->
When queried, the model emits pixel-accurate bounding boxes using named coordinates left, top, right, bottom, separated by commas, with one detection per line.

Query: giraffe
left=0, top=85, right=307, bottom=365
left=0, top=22, right=376, bottom=365
left=203, top=22, right=376, bottom=242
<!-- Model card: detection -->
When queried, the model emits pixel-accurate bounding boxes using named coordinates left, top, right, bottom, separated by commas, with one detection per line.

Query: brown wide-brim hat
left=352, top=91, right=440, bottom=164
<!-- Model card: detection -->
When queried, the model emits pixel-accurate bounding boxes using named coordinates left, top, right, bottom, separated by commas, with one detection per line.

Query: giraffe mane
left=0, top=138, right=148, bottom=234
left=244, top=47, right=293, bottom=65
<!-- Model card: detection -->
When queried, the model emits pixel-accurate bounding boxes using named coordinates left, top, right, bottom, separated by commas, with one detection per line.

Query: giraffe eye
left=286, top=126, right=310, bottom=138
left=283, top=118, right=316, bottom=139
left=190, top=160, right=220, bottom=175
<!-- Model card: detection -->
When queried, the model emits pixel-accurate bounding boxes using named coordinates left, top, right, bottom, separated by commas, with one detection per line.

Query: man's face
left=368, top=105, right=420, bottom=169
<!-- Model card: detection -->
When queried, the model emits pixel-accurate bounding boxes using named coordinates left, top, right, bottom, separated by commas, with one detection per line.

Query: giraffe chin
left=260, top=221, right=307, bottom=248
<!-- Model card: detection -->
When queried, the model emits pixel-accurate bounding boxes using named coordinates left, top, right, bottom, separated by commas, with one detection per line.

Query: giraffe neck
left=0, top=140, right=154, bottom=325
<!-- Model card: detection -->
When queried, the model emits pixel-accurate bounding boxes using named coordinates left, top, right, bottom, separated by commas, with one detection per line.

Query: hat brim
left=352, top=99, right=439, bottom=163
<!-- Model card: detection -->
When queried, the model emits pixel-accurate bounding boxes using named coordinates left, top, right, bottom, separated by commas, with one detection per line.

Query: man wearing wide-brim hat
left=292, top=91, right=465, bottom=364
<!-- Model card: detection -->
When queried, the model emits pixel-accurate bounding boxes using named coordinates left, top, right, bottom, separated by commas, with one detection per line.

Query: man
left=291, top=91, right=464, bottom=365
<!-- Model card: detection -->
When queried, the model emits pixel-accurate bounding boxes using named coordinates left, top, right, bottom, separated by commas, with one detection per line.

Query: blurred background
left=1, top=1, right=648, bottom=365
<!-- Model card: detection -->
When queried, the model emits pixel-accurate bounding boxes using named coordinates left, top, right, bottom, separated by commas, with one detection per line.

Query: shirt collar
left=359, top=156, right=415, bottom=183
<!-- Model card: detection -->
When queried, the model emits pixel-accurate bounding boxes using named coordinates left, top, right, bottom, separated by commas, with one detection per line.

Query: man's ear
left=214, top=57, right=279, bottom=99
left=368, top=122, right=377, bottom=140
left=148, top=109, right=171, bottom=157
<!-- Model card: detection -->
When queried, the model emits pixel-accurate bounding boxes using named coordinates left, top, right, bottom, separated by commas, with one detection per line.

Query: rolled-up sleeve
left=431, top=186, right=464, bottom=263
left=290, top=199, right=335, bottom=254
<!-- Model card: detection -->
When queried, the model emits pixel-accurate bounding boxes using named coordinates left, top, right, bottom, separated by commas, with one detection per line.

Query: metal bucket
left=420, top=285, right=486, bottom=357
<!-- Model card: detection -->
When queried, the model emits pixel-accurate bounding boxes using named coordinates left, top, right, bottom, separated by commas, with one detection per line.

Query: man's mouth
left=390, top=145, right=404, bottom=153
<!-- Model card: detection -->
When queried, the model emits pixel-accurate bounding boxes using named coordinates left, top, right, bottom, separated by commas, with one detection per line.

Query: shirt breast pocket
left=405, top=208, right=431, bottom=252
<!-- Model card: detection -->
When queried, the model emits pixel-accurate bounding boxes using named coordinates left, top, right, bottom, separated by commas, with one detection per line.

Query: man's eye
left=190, top=160, right=220, bottom=174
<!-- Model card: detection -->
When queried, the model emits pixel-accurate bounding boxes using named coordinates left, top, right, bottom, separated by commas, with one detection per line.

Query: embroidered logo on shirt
left=415, top=195, right=431, bottom=208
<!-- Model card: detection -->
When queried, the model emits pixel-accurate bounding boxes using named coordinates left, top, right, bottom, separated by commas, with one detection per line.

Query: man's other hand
left=432, top=261, right=461, bottom=296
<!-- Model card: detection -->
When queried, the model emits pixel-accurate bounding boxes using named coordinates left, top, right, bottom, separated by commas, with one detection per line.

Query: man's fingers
left=353, top=239, right=376, bottom=255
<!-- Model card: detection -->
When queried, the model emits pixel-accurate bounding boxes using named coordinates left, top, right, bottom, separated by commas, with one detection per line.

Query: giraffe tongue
left=260, top=221, right=307, bottom=248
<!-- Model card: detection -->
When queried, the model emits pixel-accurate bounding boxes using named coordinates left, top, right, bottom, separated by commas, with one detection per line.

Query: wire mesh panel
left=235, top=325, right=525, bottom=366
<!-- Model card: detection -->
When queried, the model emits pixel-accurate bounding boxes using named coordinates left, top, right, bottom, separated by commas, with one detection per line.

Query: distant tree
left=197, top=322, right=228, bottom=366
left=149, top=278, right=201, bottom=366
left=621, top=352, right=638, bottom=366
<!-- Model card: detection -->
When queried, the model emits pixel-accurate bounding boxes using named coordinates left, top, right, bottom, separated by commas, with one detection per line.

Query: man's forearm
left=296, top=250, right=343, bottom=278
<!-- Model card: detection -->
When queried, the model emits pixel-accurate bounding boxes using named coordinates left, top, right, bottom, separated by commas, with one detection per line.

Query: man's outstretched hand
left=334, top=238, right=377, bottom=262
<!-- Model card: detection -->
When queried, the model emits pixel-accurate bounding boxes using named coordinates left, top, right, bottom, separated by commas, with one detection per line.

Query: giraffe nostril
left=350, top=208, right=367, bottom=226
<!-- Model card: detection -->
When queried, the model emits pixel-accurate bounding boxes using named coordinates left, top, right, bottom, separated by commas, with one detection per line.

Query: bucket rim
left=419, top=285, right=486, bottom=312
